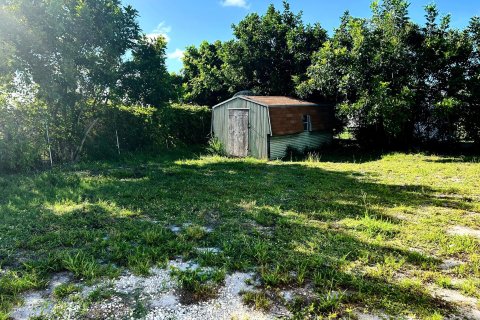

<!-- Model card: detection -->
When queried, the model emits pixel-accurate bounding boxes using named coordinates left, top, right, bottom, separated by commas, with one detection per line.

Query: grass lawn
left=0, top=149, right=479, bottom=319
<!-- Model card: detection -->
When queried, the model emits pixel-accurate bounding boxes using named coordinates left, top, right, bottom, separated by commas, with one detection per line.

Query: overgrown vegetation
left=1, top=0, right=479, bottom=171
left=0, top=149, right=479, bottom=318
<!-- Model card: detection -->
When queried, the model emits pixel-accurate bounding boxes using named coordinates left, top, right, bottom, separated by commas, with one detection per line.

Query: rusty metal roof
left=244, top=96, right=318, bottom=107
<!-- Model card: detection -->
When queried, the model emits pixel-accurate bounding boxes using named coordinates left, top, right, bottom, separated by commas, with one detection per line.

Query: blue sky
left=121, top=0, right=480, bottom=73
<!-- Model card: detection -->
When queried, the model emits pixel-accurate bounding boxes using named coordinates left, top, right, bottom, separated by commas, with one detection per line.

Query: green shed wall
left=212, top=98, right=271, bottom=159
left=269, top=131, right=332, bottom=160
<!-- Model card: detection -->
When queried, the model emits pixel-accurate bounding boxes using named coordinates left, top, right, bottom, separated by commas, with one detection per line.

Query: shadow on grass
left=1, top=153, right=472, bottom=317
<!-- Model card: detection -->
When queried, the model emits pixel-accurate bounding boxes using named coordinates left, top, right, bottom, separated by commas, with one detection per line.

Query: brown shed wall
left=268, top=105, right=333, bottom=136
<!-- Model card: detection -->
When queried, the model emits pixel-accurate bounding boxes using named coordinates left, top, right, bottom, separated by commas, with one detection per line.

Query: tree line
left=0, top=0, right=478, bottom=171
left=182, top=1, right=479, bottom=148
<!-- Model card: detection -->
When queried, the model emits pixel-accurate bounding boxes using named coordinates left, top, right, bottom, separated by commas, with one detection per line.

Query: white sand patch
left=168, top=224, right=214, bottom=234
left=11, top=260, right=274, bottom=320
left=48, top=272, right=72, bottom=291
left=433, top=287, right=477, bottom=306
left=170, top=259, right=200, bottom=271
left=168, top=225, right=182, bottom=233
left=145, top=272, right=274, bottom=320
left=196, top=247, right=222, bottom=254
left=439, top=259, right=463, bottom=270
left=448, top=225, right=480, bottom=239
left=10, top=292, right=52, bottom=320
left=354, top=311, right=390, bottom=320
left=431, top=286, right=480, bottom=320
left=10, top=272, right=72, bottom=320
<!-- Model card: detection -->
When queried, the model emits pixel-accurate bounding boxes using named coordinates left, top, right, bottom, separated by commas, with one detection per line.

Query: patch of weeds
left=459, top=279, right=480, bottom=298
left=241, top=291, right=272, bottom=311
left=62, top=251, right=117, bottom=280
left=0, top=270, right=45, bottom=316
left=367, top=254, right=405, bottom=280
left=295, top=262, right=308, bottom=286
left=183, top=224, right=207, bottom=241
left=87, top=286, right=115, bottom=303
left=53, top=283, right=81, bottom=299
left=252, top=241, right=269, bottom=265
left=132, top=291, right=148, bottom=319
left=249, top=207, right=278, bottom=227
left=399, top=278, right=424, bottom=293
left=260, top=264, right=291, bottom=287
left=313, top=268, right=344, bottom=288
left=434, top=275, right=453, bottom=289
left=422, top=311, right=445, bottom=320
left=456, top=253, right=480, bottom=277
left=439, top=235, right=479, bottom=255
left=316, top=290, right=345, bottom=313
left=23, top=254, right=65, bottom=275
left=170, top=267, right=226, bottom=303
left=289, top=290, right=345, bottom=318
left=344, top=214, right=399, bottom=240
left=141, top=226, right=174, bottom=245
left=127, top=250, right=152, bottom=276
left=196, top=250, right=226, bottom=268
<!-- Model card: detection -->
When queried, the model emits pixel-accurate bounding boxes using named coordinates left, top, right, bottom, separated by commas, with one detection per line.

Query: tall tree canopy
left=119, top=36, right=174, bottom=107
left=182, top=1, right=327, bottom=106
left=182, top=41, right=229, bottom=106
left=0, top=0, right=140, bottom=162
left=298, top=0, right=479, bottom=146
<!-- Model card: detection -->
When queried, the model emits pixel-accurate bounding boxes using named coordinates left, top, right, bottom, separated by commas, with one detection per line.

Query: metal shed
left=211, top=95, right=333, bottom=160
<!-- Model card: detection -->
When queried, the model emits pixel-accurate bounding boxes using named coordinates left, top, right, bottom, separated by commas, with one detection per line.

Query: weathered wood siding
left=228, top=109, right=249, bottom=157
left=269, top=131, right=333, bottom=160
left=212, top=98, right=271, bottom=159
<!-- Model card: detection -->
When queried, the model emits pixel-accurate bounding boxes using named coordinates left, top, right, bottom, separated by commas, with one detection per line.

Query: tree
left=463, top=17, right=480, bottom=145
left=119, top=36, right=173, bottom=107
left=0, top=0, right=140, bottom=162
left=182, top=1, right=327, bottom=106
left=223, top=1, right=327, bottom=96
left=182, top=40, right=230, bottom=106
left=414, top=5, right=474, bottom=143
left=299, top=0, right=418, bottom=145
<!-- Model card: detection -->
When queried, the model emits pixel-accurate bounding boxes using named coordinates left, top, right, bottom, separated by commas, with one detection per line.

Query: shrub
left=154, top=104, right=211, bottom=148
left=206, top=137, right=226, bottom=156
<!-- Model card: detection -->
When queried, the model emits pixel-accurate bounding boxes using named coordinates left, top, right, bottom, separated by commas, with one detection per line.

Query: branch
left=73, top=118, right=99, bottom=162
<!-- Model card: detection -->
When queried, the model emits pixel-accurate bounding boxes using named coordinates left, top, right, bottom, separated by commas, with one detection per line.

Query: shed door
left=228, top=109, right=249, bottom=157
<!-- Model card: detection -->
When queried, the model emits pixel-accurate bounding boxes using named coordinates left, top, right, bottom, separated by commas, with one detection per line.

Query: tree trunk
left=72, top=118, right=99, bottom=162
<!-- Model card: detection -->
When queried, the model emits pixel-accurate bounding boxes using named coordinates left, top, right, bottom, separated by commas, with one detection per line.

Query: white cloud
left=221, top=0, right=249, bottom=9
left=146, top=22, right=172, bottom=42
left=167, top=49, right=184, bottom=61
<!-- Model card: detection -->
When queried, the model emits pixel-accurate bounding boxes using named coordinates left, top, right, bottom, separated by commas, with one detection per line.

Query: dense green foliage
left=183, top=0, right=479, bottom=148
left=0, top=0, right=479, bottom=172
left=0, top=0, right=209, bottom=171
left=298, top=1, right=480, bottom=146
left=182, top=1, right=327, bottom=105
left=0, top=150, right=479, bottom=318
left=0, top=0, right=140, bottom=163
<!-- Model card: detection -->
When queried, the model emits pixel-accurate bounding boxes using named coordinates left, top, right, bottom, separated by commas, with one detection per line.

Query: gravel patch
left=10, top=259, right=274, bottom=320
left=10, top=272, right=72, bottom=320
left=431, top=286, right=480, bottom=320
left=145, top=272, right=274, bottom=320
left=196, top=247, right=222, bottom=254
left=439, top=259, right=463, bottom=270
left=10, top=292, right=53, bottom=320
left=354, top=311, right=390, bottom=320
left=447, top=225, right=480, bottom=239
